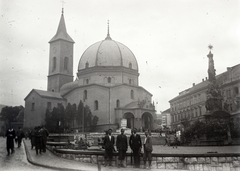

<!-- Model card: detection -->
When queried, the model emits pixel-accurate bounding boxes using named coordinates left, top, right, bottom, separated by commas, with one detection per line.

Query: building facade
left=160, top=109, right=171, bottom=129
left=169, top=51, right=240, bottom=130
left=24, top=10, right=156, bottom=131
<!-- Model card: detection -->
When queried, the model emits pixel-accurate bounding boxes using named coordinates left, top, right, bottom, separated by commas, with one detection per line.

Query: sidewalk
left=23, top=139, right=187, bottom=171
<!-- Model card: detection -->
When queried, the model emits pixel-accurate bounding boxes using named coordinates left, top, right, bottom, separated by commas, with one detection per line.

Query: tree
left=76, top=100, right=84, bottom=127
left=65, top=103, right=76, bottom=129
left=45, top=109, right=55, bottom=132
left=0, top=106, right=23, bottom=125
left=44, top=101, right=99, bottom=133
left=92, top=116, right=99, bottom=131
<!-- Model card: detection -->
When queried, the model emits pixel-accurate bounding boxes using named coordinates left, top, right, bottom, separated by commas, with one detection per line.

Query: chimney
left=202, top=78, right=204, bottom=82
left=205, top=77, right=208, bottom=80
left=193, top=83, right=195, bottom=86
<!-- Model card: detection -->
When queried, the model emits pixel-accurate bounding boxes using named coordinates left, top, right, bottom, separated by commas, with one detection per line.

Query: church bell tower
left=48, top=9, right=74, bottom=92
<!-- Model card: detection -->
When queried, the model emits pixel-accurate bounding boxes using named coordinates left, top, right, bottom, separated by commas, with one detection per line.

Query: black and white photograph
left=0, top=0, right=240, bottom=170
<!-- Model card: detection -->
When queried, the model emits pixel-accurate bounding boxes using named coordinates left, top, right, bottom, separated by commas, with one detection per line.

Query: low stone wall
left=47, top=145, right=240, bottom=170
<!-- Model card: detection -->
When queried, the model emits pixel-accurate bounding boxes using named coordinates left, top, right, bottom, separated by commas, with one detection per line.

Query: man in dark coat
left=116, top=128, right=128, bottom=168
left=143, top=130, right=153, bottom=169
left=5, top=126, right=16, bottom=156
left=29, top=127, right=36, bottom=149
left=40, top=126, right=49, bottom=152
left=103, top=128, right=115, bottom=166
left=35, top=126, right=43, bottom=155
left=16, top=127, right=25, bottom=148
left=129, top=128, right=142, bottom=168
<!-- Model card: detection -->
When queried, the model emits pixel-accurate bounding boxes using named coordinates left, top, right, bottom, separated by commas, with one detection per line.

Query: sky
left=0, top=0, right=240, bottom=113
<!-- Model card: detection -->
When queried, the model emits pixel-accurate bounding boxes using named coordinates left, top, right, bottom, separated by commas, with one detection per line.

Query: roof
left=162, top=108, right=170, bottom=113
left=169, top=63, right=240, bottom=102
left=49, top=13, right=74, bottom=43
left=24, top=89, right=63, bottom=100
left=78, top=38, right=138, bottom=70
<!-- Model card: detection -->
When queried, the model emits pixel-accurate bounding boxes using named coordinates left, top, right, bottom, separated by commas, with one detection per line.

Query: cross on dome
left=105, top=20, right=112, bottom=40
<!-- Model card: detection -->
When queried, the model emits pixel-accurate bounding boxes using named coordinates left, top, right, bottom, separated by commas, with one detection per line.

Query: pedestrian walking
left=116, top=128, right=128, bottom=168
left=143, top=130, right=153, bottom=169
left=129, top=128, right=142, bottom=168
left=16, top=127, right=25, bottom=148
left=5, top=126, right=16, bottom=156
left=35, top=126, right=43, bottom=155
left=173, top=134, right=178, bottom=148
left=164, top=134, right=168, bottom=146
left=29, top=127, right=36, bottom=149
left=40, top=126, right=49, bottom=152
left=103, top=128, right=115, bottom=166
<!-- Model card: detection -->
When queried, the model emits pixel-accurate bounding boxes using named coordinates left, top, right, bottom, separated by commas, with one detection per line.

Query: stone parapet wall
left=47, top=145, right=240, bottom=170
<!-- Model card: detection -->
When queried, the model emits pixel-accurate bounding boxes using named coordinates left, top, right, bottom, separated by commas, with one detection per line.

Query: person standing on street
left=16, top=127, right=25, bottom=148
left=40, top=126, right=49, bottom=152
left=116, top=128, right=128, bottom=168
left=129, top=128, right=142, bottom=168
left=143, top=130, right=153, bottom=169
left=5, top=126, right=16, bottom=156
left=103, top=128, right=115, bottom=166
left=35, top=126, right=43, bottom=155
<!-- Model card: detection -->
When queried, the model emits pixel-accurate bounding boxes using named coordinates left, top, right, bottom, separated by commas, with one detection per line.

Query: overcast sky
left=0, top=0, right=240, bottom=113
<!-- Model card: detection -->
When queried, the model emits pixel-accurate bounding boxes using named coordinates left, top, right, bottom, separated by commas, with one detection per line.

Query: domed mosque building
left=24, top=10, right=156, bottom=131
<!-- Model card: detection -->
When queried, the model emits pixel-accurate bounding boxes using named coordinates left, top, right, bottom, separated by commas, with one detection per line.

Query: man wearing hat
left=116, top=128, right=128, bottom=167
left=129, top=128, right=142, bottom=168
left=103, top=128, right=115, bottom=166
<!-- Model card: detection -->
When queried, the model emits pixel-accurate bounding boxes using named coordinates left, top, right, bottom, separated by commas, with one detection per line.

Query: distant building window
left=47, top=102, right=52, bottom=110
left=116, top=100, right=120, bottom=108
left=84, top=90, right=87, bottom=100
left=52, top=57, right=56, bottom=71
left=52, top=89, right=54, bottom=92
left=86, top=79, right=89, bottom=84
left=94, top=100, right=98, bottom=110
left=85, top=62, right=89, bottom=68
left=108, top=77, right=111, bottom=83
left=129, top=79, right=132, bottom=84
left=31, top=103, right=35, bottom=111
left=131, top=90, right=134, bottom=99
left=64, top=57, right=68, bottom=70
left=129, top=62, right=132, bottom=69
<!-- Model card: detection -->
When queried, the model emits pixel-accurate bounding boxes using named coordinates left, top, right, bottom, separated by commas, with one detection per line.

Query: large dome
left=78, top=36, right=138, bottom=71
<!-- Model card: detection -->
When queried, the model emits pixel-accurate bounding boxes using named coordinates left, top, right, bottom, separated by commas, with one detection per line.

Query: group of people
left=29, top=126, right=49, bottom=155
left=103, top=128, right=153, bottom=169
left=5, top=126, right=25, bottom=156
left=164, top=134, right=178, bottom=148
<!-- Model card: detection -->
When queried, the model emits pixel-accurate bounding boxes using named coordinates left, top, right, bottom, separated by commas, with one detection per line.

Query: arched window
left=129, top=62, right=132, bottom=69
left=64, top=57, right=68, bottom=70
left=52, top=57, right=56, bottom=71
left=84, top=90, right=87, bottom=100
left=116, top=100, right=120, bottom=108
left=94, top=100, right=98, bottom=110
left=131, top=90, right=134, bottom=99
left=108, top=77, right=111, bottom=83
left=85, top=62, right=89, bottom=68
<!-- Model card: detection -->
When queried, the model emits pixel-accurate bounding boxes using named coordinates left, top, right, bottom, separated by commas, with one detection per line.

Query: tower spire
left=61, top=0, right=65, bottom=14
left=105, top=20, right=112, bottom=40
left=49, top=5, right=74, bottom=43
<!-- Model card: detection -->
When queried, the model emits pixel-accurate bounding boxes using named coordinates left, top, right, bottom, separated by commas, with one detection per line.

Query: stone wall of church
left=78, top=70, right=138, bottom=86
left=64, top=83, right=153, bottom=129
left=65, top=85, right=110, bottom=125
left=24, top=92, right=65, bottom=128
